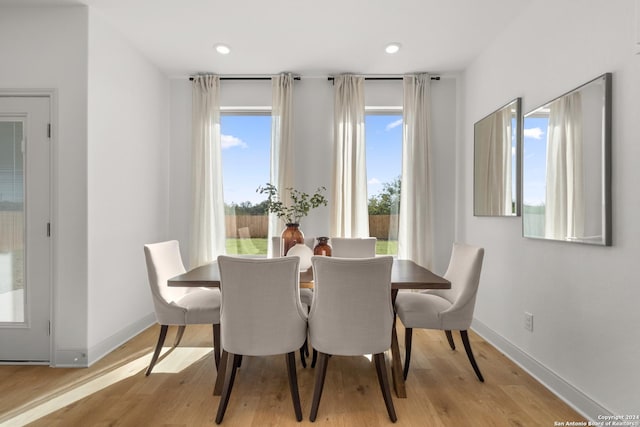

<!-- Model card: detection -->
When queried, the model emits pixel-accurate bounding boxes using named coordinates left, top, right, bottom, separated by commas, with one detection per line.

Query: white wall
left=86, top=10, right=170, bottom=363
left=0, top=6, right=90, bottom=366
left=169, top=77, right=457, bottom=272
left=461, top=0, right=640, bottom=417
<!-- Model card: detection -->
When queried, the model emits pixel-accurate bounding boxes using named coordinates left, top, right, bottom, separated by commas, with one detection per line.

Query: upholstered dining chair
left=215, top=256, right=308, bottom=424
left=394, top=243, right=485, bottom=382
left=329, top=237, right=377, bottom=258
left=307, top=236, right=378, bottom=368
left=273, top=237, right=315, bottom=367
left=143, top=240, right=221, bottom=376
left=308, top=256, right=397, bottom=423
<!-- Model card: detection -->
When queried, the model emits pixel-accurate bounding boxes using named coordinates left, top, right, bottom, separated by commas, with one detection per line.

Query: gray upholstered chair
left=215, top=256, right=308, bottom=424
left=272, top=236, right=315, bottom=303
left=272, top=237, right=315, bottom=367
left=329, top=237, right=377, bottom=258
left=143, top=240, right=221, bottom=376
left=308, top=256, right=397, bottom=423
left=307, top=236, right=378, bottom=367
left=394, top=243, right=485, bottom=382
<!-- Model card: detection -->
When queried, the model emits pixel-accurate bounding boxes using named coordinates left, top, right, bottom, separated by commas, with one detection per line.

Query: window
left=220, top=112, right=271, bottom=256
left=365, top=111, right=402, bottom=255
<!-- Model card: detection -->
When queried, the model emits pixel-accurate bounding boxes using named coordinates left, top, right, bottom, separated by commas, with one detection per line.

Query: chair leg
left=285, top=352, right=303, bottom=421
left=460, top=330, right=484, bottom=382
left=299, top=339, right=307, bottom=368
left=174, top=325, right=186, bottom=347
left=403, top=327, right=413, bottom=381
left=213, top=324, right=221, bottom=369
left=310, top=349, right=318, bottom=368
left=215, top=352, right=241, bottom=424
left=146, top=324, right=168, bottom=376
left=309, top=352, right=329, bottom=422
left=445, top=330, right=456, bottom=350
left=374, top=353, right=398, bottom=422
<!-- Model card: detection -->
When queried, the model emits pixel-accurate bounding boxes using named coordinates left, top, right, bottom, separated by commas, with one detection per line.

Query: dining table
left=168, top=258, right=451, bottom=399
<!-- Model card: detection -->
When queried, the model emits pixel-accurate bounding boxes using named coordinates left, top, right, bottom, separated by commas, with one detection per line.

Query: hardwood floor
left=0, top=324, right=585, bottom=426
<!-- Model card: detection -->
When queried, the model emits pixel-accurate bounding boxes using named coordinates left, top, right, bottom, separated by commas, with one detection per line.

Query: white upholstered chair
left=394, top=243, right=485, bottom=382
left=329, top=237, right=377, bottom=258
left=215, top=256, right=308, bottom=423
left=143, top=240, right=221, bottom=376
left=272, top=237, right=315, bottom=367
left=308, top=256, right=397, bottom=423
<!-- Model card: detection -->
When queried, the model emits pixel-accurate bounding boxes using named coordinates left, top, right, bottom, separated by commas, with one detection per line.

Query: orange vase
left=281, top=223, right=304, bottom=256
left=313, top=237, right=332, bottom=256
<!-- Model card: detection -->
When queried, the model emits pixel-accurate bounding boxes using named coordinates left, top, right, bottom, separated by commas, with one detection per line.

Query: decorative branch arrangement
left=257, top=183, right=328, bottom=224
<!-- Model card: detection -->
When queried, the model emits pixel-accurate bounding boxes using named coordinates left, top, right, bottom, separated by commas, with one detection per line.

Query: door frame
left=0, top=89, right=56, bottom=365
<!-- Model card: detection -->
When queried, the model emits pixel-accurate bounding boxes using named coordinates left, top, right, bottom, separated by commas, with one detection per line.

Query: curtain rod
left=189, top=76, right=301, bottom=81
left=327, top=76, right=440, bottom=81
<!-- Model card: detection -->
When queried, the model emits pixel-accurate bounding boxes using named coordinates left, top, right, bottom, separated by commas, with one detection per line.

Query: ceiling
left=2, top=0, right=531, bottom=78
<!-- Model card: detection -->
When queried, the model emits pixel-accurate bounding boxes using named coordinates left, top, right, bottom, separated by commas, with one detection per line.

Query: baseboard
left=52, top=313, right=155, bottom=367
left=471, top=318, right=611, bottom=422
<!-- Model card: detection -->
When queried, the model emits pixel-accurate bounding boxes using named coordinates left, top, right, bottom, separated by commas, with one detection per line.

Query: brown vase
left=281, top=223, right=304, bottom=256
left=313, top=236, right=332, bottom=256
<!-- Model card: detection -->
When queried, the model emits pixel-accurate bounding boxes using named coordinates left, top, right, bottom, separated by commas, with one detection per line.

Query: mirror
left=474, top=98, right=522, bottom=216
left=522, top=73, right=611, bottom=245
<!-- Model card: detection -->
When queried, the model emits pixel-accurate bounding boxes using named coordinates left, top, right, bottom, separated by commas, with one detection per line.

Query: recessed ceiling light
left=385, top=43, right=401, bottom=54
left=215, top=44, right=231, bottom=55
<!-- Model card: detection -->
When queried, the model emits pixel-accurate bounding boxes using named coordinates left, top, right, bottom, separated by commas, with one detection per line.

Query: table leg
left=213, top=350, right=228, bottom=396
left=390, top=289, right=407, bottom=398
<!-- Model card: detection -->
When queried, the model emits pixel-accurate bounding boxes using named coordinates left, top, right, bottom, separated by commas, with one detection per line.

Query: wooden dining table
left=169, top=258, right=450, bottom=399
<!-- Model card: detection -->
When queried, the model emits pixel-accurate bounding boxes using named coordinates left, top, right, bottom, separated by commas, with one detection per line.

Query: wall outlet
left=524, top=312, right=534, bottom=332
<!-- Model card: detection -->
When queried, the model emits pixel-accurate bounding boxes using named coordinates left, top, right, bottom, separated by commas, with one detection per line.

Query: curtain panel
left=474, top=108, right=513, bottom=215
left=399, top=74, right=433, bottom=268
left=268, top=73, right=296, bottom=255
left=544, top=92, right=584, bottom=240
left=330, top=75, right=369, bottom=238
left=190, top=75, right=226, bottom=267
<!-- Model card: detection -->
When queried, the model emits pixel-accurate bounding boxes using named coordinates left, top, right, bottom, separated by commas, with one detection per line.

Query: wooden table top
left=169, top=258, right=450, bottom=290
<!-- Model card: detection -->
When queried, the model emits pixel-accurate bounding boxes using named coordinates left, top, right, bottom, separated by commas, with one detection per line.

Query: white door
left=0, top=96, right=51, bottom=362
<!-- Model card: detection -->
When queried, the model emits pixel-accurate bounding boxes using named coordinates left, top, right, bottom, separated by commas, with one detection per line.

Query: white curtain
left=545, top=92, right=584, bottom=240
left=330, top=75, right=369, bottom=238
left=190, top=75, right=226, bottom=267
left=398, top=74, right=433, bottom=268
left=268, top=73, right=295, bottom=256
left=474, top=108, right=513, bottom=215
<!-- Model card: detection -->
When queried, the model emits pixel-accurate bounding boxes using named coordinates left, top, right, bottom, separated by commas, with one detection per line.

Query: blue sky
left=220, top=114, right=403, bottom=205
left=522, top=116, right=548, bottom=205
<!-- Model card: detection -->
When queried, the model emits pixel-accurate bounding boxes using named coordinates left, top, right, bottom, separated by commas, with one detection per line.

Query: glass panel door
left=0, top=120, right=25, bottom=323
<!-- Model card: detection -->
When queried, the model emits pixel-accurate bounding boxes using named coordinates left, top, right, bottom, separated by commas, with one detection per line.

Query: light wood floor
left=0, top=324, right=585, bottom=426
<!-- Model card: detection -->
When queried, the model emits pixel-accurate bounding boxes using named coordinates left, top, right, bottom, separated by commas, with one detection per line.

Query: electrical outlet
left=524, top=312, right=534, bottom=332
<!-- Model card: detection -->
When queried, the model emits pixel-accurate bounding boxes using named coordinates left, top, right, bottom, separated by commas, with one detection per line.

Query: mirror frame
left=473, top=97, right=522, bottom=217
left=522, top=73, right=612, bottom=246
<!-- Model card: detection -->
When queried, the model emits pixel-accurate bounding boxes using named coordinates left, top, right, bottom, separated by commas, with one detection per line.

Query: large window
left=365, top=111, right=402, bottom=255
left=220, top=112, right=271, bottom=255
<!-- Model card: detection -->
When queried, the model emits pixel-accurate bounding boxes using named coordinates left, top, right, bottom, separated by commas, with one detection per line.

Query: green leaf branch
left=256, top=183, right=328, bottom=224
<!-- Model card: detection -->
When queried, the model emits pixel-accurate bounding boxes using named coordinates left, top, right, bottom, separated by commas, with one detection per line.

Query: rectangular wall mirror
left=522, top=73, right=611, bottom=245
left=474, top=98, right=521, bottom=216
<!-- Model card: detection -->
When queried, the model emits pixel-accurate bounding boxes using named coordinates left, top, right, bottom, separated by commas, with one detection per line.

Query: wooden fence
left=225, top=214, right=398, bottom=239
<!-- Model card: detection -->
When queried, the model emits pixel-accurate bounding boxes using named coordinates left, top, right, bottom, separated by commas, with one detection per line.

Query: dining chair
left=307, top=236, right=377, bottom=368
left=215, top=256, right=308, bottom=424
left=394, top=243, right=485, bottom=382
left=273, top=237, right=315, bottom=367
left=308, top=256, right=397, bottom=423
left=143, top=240, right=221, bottom=376
left=329, top=237, right=377, bottom=258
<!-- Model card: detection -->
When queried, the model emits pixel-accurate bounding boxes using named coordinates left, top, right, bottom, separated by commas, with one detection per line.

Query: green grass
left=225, top=238, right=268, bottom=255
left=375, top=239, right=398, bottom=255
left=225, top=238, right=398, bottom=256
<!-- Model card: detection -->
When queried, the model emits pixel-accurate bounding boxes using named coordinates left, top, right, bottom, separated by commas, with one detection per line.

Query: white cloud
left=221, top=134, right=248, bottom=149
left=385, top=118, right=403, bottom=131
left=524, top=127, right=544, bottom=140
left=368, top=177, right=381, bottom=185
